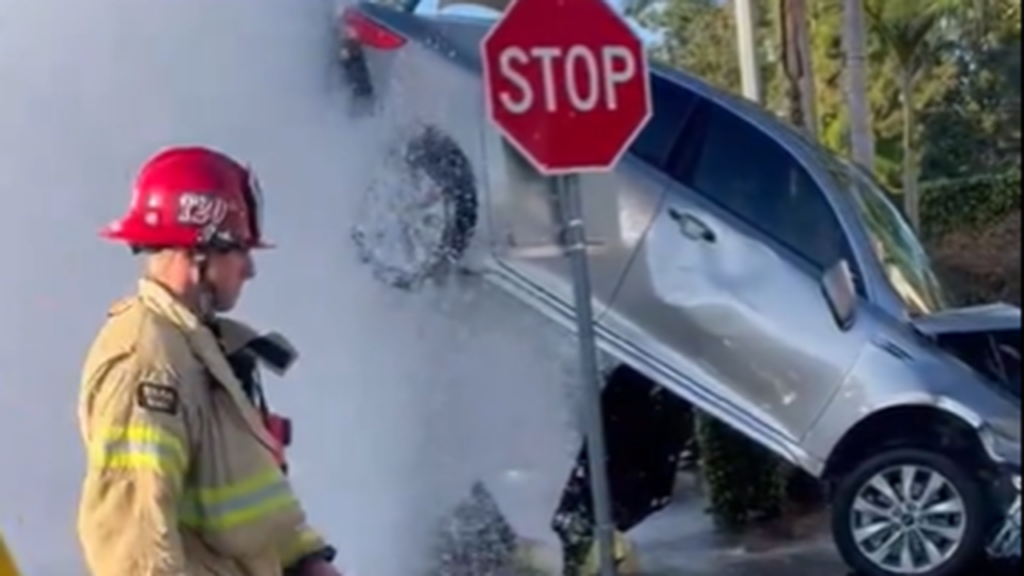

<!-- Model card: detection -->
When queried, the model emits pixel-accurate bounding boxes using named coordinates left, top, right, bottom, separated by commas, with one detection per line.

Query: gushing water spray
left=0, top=0, right=581, bottom=573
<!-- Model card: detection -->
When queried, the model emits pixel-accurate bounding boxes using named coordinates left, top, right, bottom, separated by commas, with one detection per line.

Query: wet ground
left=630, top=490, right=845, bottom=575
left=490, top=471, right=1020, bottom=576
left=631, top=495, right=1020, bottom=576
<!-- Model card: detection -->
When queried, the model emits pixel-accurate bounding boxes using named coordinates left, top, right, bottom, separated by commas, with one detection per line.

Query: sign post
left=481, top=1, right=651, bottom=574
left=555, top=173, right=616, bottom=575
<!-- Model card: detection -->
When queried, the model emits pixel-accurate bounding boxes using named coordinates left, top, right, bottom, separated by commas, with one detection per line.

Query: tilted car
left=337, top=3, right=1021, bottom=575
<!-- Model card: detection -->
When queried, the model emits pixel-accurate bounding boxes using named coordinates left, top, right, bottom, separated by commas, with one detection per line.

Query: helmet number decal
left=178, top=192, right=229, bottom=228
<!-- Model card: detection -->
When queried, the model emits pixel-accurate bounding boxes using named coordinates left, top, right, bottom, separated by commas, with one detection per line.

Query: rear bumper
left=988, top=476, right=1021, bottom=558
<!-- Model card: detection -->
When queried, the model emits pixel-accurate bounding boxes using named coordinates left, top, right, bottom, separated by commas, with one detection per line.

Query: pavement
left=441, top=472, right=1021, bottom=576
left=626, top=489, right=1019, bottom=576
left=628, top=485, right=845, bottom=575
left=434, top=472, right=846, bottom=575
left=627, top=474, right=1020, bottom=576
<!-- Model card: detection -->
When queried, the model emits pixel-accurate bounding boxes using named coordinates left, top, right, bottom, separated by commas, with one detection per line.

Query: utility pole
left=734, top=0, right=763, bottom=103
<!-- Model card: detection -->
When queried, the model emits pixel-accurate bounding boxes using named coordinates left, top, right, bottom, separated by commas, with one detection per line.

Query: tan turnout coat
left=77, top=279, right=325, bottom=576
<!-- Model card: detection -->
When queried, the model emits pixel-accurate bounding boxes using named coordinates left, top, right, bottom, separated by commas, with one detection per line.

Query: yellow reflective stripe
left=195, top=467, right=281, bottom=502
left=89, top=425, right=188, bottom=476
left=178, top=492, right=202, bottom=528
left=179, top=467, right=299, bottom=531
left=280, top=527, right=323, bottom=566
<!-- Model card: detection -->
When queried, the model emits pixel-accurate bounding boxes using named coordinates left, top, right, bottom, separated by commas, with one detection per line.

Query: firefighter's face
left=205, top=249, right=255, bottom=312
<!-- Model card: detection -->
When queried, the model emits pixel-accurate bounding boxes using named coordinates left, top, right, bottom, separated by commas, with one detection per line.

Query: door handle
left=667, top=208, right=716, bottom=243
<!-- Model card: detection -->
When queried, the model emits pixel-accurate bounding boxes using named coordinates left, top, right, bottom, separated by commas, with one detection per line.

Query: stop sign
left=481, top=0, right=651, bottom=176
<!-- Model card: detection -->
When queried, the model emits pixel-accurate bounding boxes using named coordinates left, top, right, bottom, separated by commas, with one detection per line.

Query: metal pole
left=733, top=0, right=763, bottom=103
left=556, top=174, right=616, bottom=576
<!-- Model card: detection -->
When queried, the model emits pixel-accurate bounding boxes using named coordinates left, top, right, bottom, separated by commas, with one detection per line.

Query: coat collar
left=136, top=278, right=277, bottom=450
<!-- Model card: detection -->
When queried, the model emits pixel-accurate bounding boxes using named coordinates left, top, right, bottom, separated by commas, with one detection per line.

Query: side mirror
left=822, top=260, right=857, bottom=330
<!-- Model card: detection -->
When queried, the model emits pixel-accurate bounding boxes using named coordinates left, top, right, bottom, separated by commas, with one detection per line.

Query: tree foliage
left=632, top=0, right=1021, bottom=531
left=633, top=0, right=1022, bottom=189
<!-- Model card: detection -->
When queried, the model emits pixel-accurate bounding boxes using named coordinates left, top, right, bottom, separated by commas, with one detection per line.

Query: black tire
left=404, top=126, right=477, bottom=259
left=831, top=447, right=995, bottom=576
left=352, top=125, right=478, bottom=289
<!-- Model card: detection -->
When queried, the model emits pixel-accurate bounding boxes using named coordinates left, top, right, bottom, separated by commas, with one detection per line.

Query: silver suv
left=340, top=4, right=1021, bottom=575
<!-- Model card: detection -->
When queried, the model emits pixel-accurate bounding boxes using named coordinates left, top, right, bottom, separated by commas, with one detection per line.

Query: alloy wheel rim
left=850, top=464, right=968, bottom=574
left=352, top=163, right=451, bottom=288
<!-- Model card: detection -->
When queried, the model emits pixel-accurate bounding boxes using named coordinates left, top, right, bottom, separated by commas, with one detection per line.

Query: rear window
left=629, top=75, right=699, bottom=169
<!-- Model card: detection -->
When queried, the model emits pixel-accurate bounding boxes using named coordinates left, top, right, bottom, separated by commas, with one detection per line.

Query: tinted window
left=629, top=75, right=699, bottom=169
left=674, top=103, right=847, bottom=271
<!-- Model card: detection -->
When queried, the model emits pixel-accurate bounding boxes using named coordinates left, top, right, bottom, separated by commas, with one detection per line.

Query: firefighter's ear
left=246, top=332, right=298, bottom=376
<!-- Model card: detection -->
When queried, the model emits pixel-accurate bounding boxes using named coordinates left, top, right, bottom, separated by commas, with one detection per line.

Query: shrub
left=920, top=170, right=1022, bottom=241
left=921, top=169, right=1021, bottom=305
left=931, top=211, right=1022, bottom=306
left=695, top=411, right=785, bottom=531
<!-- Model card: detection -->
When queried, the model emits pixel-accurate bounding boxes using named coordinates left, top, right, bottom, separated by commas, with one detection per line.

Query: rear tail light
left=341, top=8, right=407, bottom=51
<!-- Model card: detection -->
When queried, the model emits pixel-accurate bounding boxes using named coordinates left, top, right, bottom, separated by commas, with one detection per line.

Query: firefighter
left=77, top=146, right=342, bottom=576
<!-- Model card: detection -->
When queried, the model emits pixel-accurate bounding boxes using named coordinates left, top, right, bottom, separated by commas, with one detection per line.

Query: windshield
left=839, top=164, right=950, bottom=315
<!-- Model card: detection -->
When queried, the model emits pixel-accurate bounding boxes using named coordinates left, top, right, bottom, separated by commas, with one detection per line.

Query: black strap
left=209, top=321, right=269, bottom=416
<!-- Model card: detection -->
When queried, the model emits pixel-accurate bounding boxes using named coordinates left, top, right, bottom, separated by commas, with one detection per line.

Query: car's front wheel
left=832, top=447, right=994, bottom=576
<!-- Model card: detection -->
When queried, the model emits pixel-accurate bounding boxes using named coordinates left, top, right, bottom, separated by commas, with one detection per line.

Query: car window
left=840, top=163, right=949, bottom=314
left=672, top=103, right=847, bottom=271
left=629, top=74, right=699, bottom=169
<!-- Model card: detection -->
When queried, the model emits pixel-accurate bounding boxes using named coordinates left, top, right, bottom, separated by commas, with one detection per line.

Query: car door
left=486, top=73, right=693, bottom=320
left=616, top=99, right=868, bottom=442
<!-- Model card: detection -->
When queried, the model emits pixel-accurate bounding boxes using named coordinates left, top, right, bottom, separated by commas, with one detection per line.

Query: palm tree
left=779, top=0, right=818, bottom=136
left=842, top=0, right=874, bottom=169
left=864, top=0, right=952, bottom=230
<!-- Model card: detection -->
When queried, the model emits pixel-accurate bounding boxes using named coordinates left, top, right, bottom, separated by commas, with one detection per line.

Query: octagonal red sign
left=481, top=0, right=652, bottom=175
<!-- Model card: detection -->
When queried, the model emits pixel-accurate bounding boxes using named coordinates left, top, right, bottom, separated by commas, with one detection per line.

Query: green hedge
left=696, top=412, right=786, bottom=531
left=919, top=169, right=1021, bottom=240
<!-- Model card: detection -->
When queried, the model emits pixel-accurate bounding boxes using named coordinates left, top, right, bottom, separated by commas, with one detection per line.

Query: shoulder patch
left=136, top=382, right=180, bottom=415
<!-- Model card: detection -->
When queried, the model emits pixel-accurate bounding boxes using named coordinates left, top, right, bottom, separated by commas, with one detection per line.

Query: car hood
left=913, top=303, right=1020, bottom=401
left=912, top=302, right=1021, bottom=337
